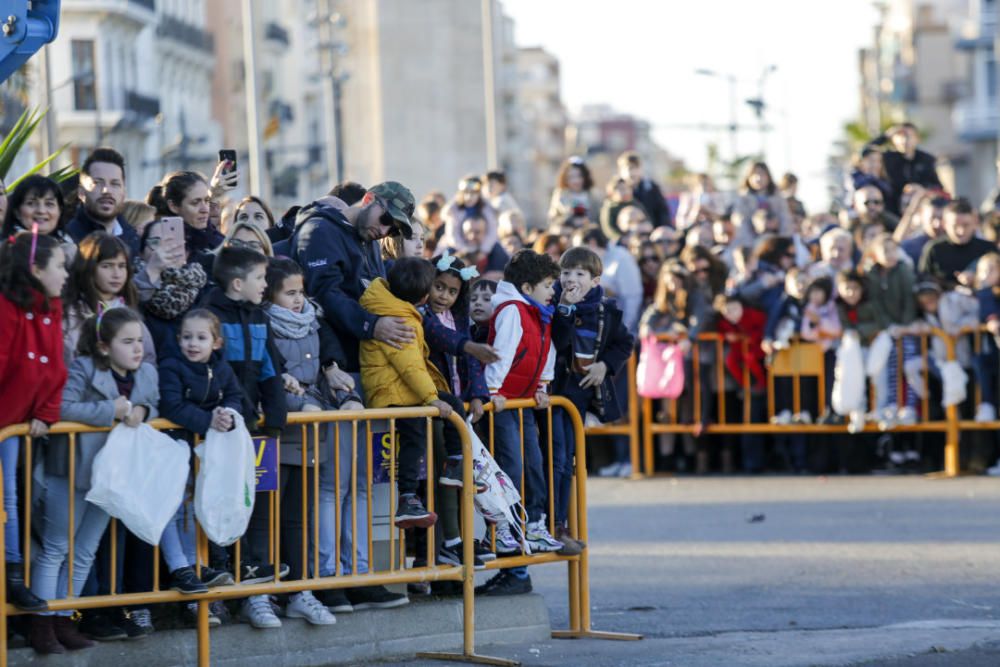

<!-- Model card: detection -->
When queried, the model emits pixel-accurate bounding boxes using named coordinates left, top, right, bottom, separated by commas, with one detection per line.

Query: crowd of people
left=1, top=120, right=999, bottom=654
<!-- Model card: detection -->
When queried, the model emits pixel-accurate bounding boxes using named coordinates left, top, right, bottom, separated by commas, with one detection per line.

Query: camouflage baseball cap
left=368, top=181, right=415, bottom=239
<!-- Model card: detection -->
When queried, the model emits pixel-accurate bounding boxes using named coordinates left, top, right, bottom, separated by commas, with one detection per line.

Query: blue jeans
left=31, top=475, right=110, bottom=611
left=317, top=420, right=369, bottom=576
left=550, top=409, right=575, bottom=527
left=160, top=496, right=197, bottom=573
left=973, top=336, right=998, bottom=407
left=493, top=407, right=546, bottom=523
left=1, top=437, right=21, bottom=562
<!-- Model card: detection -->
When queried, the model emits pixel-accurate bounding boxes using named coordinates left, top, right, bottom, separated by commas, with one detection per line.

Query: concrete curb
left=7, top=594, right=551, bottom=666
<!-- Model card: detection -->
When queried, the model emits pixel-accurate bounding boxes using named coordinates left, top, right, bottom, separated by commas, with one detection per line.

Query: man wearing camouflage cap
left=291, top=181, right=419, bottom=369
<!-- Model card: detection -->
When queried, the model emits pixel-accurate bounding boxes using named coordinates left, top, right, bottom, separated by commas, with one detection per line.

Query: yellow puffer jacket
left=359, top=278, right=449, bottom=408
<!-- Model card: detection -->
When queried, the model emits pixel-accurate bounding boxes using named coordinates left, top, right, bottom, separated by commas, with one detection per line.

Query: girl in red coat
left=0, top=231, right=69, bottom=610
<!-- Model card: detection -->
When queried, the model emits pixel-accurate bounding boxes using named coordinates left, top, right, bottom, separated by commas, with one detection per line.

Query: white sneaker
left=526, top=516, right=563, bottom=553
left=792, top=411, right=812, bottom=425
left=848, top=411, right=865, bottom=434
left=897, top=406, right=917, bottom=426
left=286, top=591, right=336, bottom=626
left=584, top=412, right=602, bottom=428
left=598, top=462, right=622, bottom=477
left=770, top=410, right=792, bottom=425
left=494, top=521, right=524, bottom=555
left=241, top=595, right=282, bottom=629
left=877, top=407, right=897, bottom=432
left=617, top=462, right=633, bottom=478
left=987, top=459, right=1000, bottom=476
left=976, top=403, right=997, bottom=423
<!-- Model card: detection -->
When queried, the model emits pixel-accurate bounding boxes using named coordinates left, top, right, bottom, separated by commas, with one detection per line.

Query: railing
left=0, top=398, right=638, bottom=666
left=583, top=354, right=641, bottom=477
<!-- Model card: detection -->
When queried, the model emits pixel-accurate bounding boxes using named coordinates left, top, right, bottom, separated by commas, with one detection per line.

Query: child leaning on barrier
left=973, top=253, right=1000, bottom=423
left=551, top=247, right=634, bottom=553
left=763, top=267, right=807, bottom=426
left=358, top=257, right=471, bottom=530
left=32, top=308, right=158, bottom=655
left=799, top=277, right=842, bottom=425
left=834, top=271, right=880, bottom=433
left=0, top=232, right=68, bottom=615
left=478, top=249, right=563, bottom=598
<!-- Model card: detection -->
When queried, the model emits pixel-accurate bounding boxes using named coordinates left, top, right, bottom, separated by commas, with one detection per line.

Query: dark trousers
left=245, top=464, right=316, bottom=581
left=394, top=391, right=466, bottom=495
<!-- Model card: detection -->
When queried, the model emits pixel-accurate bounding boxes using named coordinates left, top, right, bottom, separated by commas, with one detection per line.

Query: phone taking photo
left=160, top=216, right=184, bottom=249
left=219, top=149, right=237, bottom=176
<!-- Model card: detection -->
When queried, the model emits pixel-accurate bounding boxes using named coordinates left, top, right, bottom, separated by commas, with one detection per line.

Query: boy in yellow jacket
left=359, top=257, right=468, bottom=528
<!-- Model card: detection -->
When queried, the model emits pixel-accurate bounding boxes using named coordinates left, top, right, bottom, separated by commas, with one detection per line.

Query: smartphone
left=219, top=149, right=237, bottom=175
left=160, top=216, right=184, bottom=249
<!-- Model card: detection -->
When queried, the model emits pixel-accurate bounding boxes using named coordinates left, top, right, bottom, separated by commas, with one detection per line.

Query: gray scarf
left=266, top=299, right=318, bottom=339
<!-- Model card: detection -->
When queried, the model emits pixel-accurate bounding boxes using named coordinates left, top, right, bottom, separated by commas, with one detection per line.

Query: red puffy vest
left=488, top=300, right=551, bottom=399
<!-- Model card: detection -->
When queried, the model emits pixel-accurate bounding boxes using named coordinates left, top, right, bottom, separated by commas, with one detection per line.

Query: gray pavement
left=377, top=475, right=1000, bottom=666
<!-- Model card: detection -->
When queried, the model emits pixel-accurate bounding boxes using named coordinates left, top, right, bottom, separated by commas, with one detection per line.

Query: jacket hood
left=360, top=277, right=423, bottom=323
left=491, top=280, right=528, bottom=310
left=296, top=198, right=352, bottom=232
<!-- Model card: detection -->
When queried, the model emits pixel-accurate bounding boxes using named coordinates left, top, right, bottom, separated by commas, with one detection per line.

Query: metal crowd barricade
left=0, top=398, right=636, bottom=667
left=639, top=329, right=963, bottom=477
left=582, top=354, right=642, bottom=478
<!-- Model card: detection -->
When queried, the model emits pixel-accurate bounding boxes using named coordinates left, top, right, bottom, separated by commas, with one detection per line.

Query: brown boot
left=554, top=525, right=586, bottom=555
left=53, top=615, right=96, bottom=650
left=29, top=615, right=66, bottom=655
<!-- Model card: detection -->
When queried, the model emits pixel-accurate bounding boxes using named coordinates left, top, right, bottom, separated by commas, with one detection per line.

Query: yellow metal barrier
left=583, top=354, right=643, bottom=479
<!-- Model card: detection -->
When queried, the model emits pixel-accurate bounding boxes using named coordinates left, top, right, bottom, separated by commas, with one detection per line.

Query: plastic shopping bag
left=86, top=423, right=190, bottom=546
left=833, top=330, right=866, bottom=415
left=194, top=409, right=256, bottom=546
left=940, top=360, right=968, bottom=408
left=637, top=335, right=685, bottom=399
left=866, top=331, right=893, bottom=378
left=465, top=418, right=528, bottom=551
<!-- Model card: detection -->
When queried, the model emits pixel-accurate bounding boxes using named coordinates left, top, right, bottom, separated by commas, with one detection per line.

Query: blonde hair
left=222, top=221, right=273, bottom=257
left=380, top=219, right=425, bottom=260
left=121, top=200, right=156, bottom=231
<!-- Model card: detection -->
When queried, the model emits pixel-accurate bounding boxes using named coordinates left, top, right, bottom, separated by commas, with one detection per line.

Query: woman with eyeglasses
left=731, top=161, right=793, bottom=248
left=548, top=156, right=597, bottom=227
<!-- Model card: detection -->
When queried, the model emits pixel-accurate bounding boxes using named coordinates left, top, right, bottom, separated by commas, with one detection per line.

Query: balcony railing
left=265, top=22, right=290, bottom=47
left=156, top=14, right=214, bottom=54
left=953, top=98, right=1000, bottom=141
left=125, top=90, right=160, bottom=118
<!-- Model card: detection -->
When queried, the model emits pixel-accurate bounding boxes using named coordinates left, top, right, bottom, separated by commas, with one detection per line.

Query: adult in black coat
left=67, top=147, right=141, bottom=257
left=618, top=150, right=671, bottom=229
left=865, top=123, right=942, bottom=216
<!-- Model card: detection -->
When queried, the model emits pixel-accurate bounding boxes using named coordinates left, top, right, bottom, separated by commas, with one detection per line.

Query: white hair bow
left=436, top=250, right=480, bottom=281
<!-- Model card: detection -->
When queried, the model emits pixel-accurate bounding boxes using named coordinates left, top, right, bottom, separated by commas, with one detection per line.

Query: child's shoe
left=437, top=540, right=486, bottom=569
left=439, top=457, right=464, bottom=488
left=493, top=521, right=523, bottom=555
left=792, top=411, right=812, bottom=425
left=241, top=595, right=282, bottom=629
left=896, top=406, right=918, bottom=426
left=770, top=410, right=792, bottom=426
left=286, top=591, right=337, bottom=625
left=394, top=494, right=437, bottom=529
left=525, top=516, right=563, bottom=553
left=877, top=407, right=898, bottom=432
left=847, top=410, right=865, bottom=434
left=976, top=402, right=997, bottom=423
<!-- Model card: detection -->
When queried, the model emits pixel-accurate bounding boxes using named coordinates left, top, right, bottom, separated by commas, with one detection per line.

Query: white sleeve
left=484, top=306, right=522, bottom=393
left=540, top=338, right=556, bottom=385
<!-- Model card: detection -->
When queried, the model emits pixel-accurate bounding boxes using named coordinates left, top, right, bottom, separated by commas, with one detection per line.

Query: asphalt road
left=379, top=475, right=1000, bottom=666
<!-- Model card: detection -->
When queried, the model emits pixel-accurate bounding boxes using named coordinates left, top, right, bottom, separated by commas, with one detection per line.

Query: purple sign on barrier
left=371, top=431, right=425, bottom=484
left=254, top=436, right=278, bottom=491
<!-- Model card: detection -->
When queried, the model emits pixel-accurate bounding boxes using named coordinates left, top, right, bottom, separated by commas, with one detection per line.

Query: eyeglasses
left=865, top=199, right=884, bottom=207
left=229, top=238, right=264, bottom=251
left=145, top=237, right=162, bottom=248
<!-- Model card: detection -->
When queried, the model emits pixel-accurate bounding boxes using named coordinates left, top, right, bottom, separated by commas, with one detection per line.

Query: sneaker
left=127, top=608, right=154, bottom=637
left=474, top=538, right=497, bottom=562
left=184, top=601, right=221, bottom=628
left=439, top=457, right=464, bottom=488
left=525, top=516, right=563, bottom=553
left=286, top=591, right=337, bottom=626
left=314, top=588, right=354, bottom=613
left=79, top=610, right=128, bottom=641
left=200, top=567, right=235, bottom=587
left=848, top=410, right=865, bottom=434
left=239, top=562, right=289, bottom=585
left=169, top=566, right=209, bottom=595
left=818, top=408, right=846, bottom=426
left=584, top=412, right=602, bottom=428
left=394, top=494, right=437, bottom=529
left=770, top=410, right=793, bottom=425
left=976, top=403, right=997, bottom=423
left=437, top=541, right=486, bottom=569
left=345, top=585, right=409, bottom=610
left=210, top=600, right=231, bottom=625
left=792, top=411, right=812, bottom=425
left=115, top=608, right=150, bottom=639
left=598, top=462, right=622, bottom=477
left=241, top=595, right=282, bottom=629
left=617, top=462, right=633, bottom=478
left=475, top=570, right=532, bottom=596
left=897, top=406, right=918, bottom=426
left=904, top=449, right=920, bottom=463
left=986, top=458, right=1000, bottom=476
left=494, top=521, right=524, bottom=555
left=877, top=407, right=898, bottom=432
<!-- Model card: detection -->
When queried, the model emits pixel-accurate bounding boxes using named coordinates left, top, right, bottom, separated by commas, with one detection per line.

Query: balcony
left=953, top=98, right=1000, bottom=141
left=129, top=0, right=154, bottom=10
left=156, top=14, right=214, bottom=54
left=125, top=90, right=159, bottom=118
left=265, top=22, right=289, bottom=47
left=956, top=9, right=998, bottom=50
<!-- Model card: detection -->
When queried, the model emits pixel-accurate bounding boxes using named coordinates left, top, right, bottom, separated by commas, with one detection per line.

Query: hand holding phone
left=211, top=149, right=239, bottom=196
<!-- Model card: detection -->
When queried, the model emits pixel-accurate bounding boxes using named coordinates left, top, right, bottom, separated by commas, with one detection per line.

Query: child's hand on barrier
left=283, top=373, right=305, bottom=396
left=579, top=361, right=607, bottom=389
left=761, top=339, right=774, bottom=355
left=123, top=405, right=147, bottom=428
left=464, top=341, right=500, bottom=364
left=28, top=419, right=49, bottom=438
left=210, top=407, right=233, bottom=432
left=429, top=399, right=453, bottom=418
left=987, top=319, right=1000, bottom=336
left=470, top=398, right=485, bottom=423
left=113, top=396, right=132, bottom=421
left=534, top=390, right=550, bottom=409
left=491, top=395, right=506, bottom=413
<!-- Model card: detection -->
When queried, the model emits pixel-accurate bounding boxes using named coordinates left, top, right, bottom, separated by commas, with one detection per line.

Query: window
left=71, top=40, right=96, bottom=111
left=987, top=55, right=997, bottom=101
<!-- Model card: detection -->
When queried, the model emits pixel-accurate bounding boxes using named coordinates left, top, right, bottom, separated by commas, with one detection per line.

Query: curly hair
left=503, top=249, right=560, bottom=288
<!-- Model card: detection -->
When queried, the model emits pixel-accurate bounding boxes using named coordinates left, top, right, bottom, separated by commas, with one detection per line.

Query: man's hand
left=579, top=361, right=608, bottom=389
left=123, top=405, right=147, bottom=428
left=373, top=317, right=416, bottom=350
left=463, top=341, right=500, bottom=364
left=491, top=395, right=506, bottom=413
left=469, top=398, right=485, bottom=423
left=283, top=373, right=305, bottom=396
left=534, top=390, right=550, bottom=409
left=28, top=419, right=49, bottom=438
left=210, top=407, right=233, bottom=432
left=429, top=399, right=453, bottom=418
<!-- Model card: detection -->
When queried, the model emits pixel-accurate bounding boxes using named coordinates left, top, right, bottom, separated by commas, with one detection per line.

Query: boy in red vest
left=478, top=250, right=563, bottom=597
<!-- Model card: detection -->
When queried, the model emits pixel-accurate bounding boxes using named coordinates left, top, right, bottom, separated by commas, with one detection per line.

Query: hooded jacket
left=359, top=278, right=449, bottom=408
left=158, top=350, right=243, bottom=437
left=485, top=281, right=556, bottom=399
left=290, top=198, right=386, bottom=371
left=203, top=287, right=287, bottom=432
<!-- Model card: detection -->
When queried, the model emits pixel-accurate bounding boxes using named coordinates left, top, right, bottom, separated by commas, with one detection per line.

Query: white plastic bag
left=833, top=330, right=866, bottom=415
left=866, top=331, right=893, bottom=378
left=465, top=418, right=528, bottom=551
left=941, top=360, right=968, bottom=408
left=194, top=409, right=256, bottom=546
left=86, top=423, right=190, bottom=546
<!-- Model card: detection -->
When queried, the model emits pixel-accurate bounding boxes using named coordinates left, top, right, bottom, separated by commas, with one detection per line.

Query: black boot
left=6, top=562, right=47, bottom=612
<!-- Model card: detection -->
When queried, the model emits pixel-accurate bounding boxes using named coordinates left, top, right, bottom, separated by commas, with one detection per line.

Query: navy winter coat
left=66, top=208, right=141, bottom=258
left=422, top=309, right=490, bottom=403
left=158, top=351, right=243, bottom=437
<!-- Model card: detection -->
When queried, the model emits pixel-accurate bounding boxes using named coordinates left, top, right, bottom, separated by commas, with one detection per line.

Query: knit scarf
left=523, top=294, right=554, bottom=325
left=266, top=299, right=318, bottom=340
left=185, top=222, right=224, bottom=254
